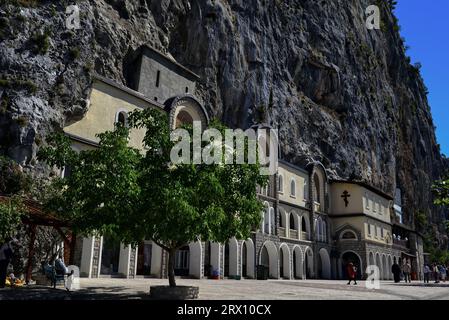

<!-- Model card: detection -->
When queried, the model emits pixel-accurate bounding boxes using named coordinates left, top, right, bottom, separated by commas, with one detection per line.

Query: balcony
left=393, top=238, right=410, bottom=249
left=290, top=230, right=298, bottom=239
left=301, top=232, right=309, bottom=241
left=278, top=227, right=286, bottom=238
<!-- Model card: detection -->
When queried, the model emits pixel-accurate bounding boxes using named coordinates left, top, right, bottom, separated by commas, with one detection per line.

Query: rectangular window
left=156, top=70, right=161, bottom=87
left=367, top=224, right=372, bottom=236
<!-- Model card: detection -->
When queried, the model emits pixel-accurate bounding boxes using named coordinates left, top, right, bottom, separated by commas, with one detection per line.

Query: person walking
left=0, top=238, right=15, bottom=288
left=392, top=257, right=401, bottom=283
left=423, top=264, right=430, bottom=283
left=346, top=262, right=357, bottom=285
left=439, top=264, right=447, bottom=283
left=433, top=263, right=440, bottom=283
left=403, top=259, right=411, bottom=283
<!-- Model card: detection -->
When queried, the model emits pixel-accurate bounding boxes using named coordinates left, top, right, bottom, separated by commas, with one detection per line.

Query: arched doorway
left=174, top=245, right=190, bottom=277
left=100, top=235, right=121, bottom=275
left=382, top=254, right=387, bottom=280
left=279, top=244, right=291, bottom=279
left=375, top=253, right=382, bottom=280
left=293, top=246, right=304, bottom=279
left=388, top=255, right=393, bottom=280
left=136, top=241, right=152, bottom=276
left=241, top=239, right=255, bottom=278
left=259, top=241, right=278, bottom=279
left=188, top=241, right=202, bottom=279
left=341, top=251, right=362, bottom=280
left=228, top=238, right=239, bottom=276
left=368, top=252, right=375, bottom=267
left=304, top=247, right=314, bottom=279
left=318, top=248, right=331, bottom=279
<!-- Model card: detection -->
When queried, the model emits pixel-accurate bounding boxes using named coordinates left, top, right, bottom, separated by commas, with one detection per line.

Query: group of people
left=345, top=257, right=449, bottom=285
left=391, top=257, right=413, bottom=283
left=423, top=263, right=448, bottom=284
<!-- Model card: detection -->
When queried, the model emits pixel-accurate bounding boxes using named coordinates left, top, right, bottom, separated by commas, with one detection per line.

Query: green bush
left=32, top=29, right=51, bottom=54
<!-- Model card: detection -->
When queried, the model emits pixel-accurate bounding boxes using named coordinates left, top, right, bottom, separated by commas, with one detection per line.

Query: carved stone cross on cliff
left=341, top=190, right=351, bottom=207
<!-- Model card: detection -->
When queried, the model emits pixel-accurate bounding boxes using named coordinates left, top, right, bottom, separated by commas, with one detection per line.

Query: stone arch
left=382, top=254, right=387, bottom=280
left=259, top=241, right=279, bottom=279
left=318, top=248, right=331, bottom=279
left=375, top=253, right=382, bottom=280
left=279, top=206, right=287, bottom=229
left=279, top=243, right=291, bottom=279
left=368, top=252, right=375, bottom=267
left=241, top=239, right=255, bottom=279
left=388, top=255, right=393, bottom=280
left=300, top=214, right=311, bottom=241
left=188, top=241, right=202, bottom=279
left=340, top=230, right=358, bottom=240
left=292, top=245, right=304, bottom=279
left=165, top=95, right=209, bottom=130
left=115, top=108, right=128, bottom=127
left=304, top=246, right=314, bottom=279
left=230, top=238, right=239, bottom=277
left=341, top=250, right=363, bottom=280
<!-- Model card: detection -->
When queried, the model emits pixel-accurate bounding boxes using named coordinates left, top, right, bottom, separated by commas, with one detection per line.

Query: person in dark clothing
left=391, top=257, right=401, bottom=283
left=0, top=238, right=15, bottom=288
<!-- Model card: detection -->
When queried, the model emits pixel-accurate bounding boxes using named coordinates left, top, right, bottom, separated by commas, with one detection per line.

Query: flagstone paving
left=1, top=278, right=449, bottom=300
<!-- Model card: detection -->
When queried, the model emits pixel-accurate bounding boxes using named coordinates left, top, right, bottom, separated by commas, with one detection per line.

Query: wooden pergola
left=0, top=196, right=75, bottom=283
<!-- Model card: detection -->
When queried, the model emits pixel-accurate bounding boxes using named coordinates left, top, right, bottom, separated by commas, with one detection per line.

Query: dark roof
left=0, top=196, right=71, bottom=228
left=330, top=179, right=394, bottom=200
left=92, top=73, right=165, bottom=109
left=278, top=159, right=309, bottom=175
left=140, top=45, right=200, bottom=81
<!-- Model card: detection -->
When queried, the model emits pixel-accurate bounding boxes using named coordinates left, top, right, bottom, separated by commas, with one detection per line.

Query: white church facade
left=64, top=46, right=424, bottom=281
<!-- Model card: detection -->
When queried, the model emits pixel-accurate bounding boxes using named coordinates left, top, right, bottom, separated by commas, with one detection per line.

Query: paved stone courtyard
left=1, top=278, right=449, bottom=300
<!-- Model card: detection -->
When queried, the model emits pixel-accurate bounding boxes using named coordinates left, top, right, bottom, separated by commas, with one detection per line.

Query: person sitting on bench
left=54, top=257, right=74, bottom=277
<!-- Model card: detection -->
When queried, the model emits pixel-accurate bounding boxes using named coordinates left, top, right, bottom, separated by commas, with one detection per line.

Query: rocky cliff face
left=0, top=1, right=447, bottom=228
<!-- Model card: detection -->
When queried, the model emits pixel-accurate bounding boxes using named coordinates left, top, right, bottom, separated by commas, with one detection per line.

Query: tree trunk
left=168, top=248, right=177, bottom=287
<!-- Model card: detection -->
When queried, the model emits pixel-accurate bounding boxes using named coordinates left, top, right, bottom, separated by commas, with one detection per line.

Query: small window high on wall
left=116, top=111, right=128, bottom=127
left=156, top=70, right=161, bottom=87
left=278, top=174, right=284, bottom=193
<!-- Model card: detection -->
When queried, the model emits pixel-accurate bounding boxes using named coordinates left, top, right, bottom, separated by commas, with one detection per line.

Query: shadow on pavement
left=0, top=285, right=153, bottom=300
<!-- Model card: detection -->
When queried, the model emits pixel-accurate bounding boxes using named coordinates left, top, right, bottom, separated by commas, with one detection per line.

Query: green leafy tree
left=0, top=196, right=25, bottom=243
left=39, top=108, right=267, bottom=287
left=0, top=156, right=31, bottom=244
left=433, top=176, right=449, bottom=206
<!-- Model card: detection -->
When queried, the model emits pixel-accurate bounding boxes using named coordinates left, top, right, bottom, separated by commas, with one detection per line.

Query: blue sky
left=395, top=0, right=449, bottom=156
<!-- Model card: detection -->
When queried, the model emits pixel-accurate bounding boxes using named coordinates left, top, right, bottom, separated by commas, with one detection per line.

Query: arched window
left=341, top=231, right=357, bottom=240
left=303, top=179, right=308, bottom=200
left=316, top=218, right=321, bottom=241
left=115, top=110, right=128, bottom=127
left=264, top=207, right=270, bottom=234
left=323, top=220, right=327, bottom=242
left=313, top=174, right=320, bottom=203
left=270, top=207, right=275, bottom=234
left=278, top=175, right=284, bottom=193
left=301, top=216, right=307, bottom=233
left=176, top=110, right=194, bottom=128
left=290, top=179, right=296, bottom=197
left=289, top=213, right=295, bottom=230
